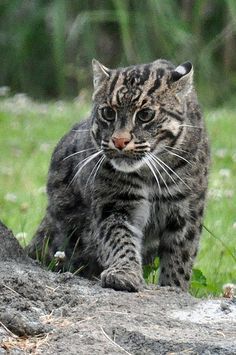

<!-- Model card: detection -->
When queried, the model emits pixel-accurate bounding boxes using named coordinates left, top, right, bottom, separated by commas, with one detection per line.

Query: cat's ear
left=92, top=59, right=110, bottom=90
left=170, top=61, right=193, bottom=95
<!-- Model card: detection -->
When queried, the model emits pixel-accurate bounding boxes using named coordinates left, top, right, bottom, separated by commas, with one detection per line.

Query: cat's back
left=46, top=118, right=94, bottom=194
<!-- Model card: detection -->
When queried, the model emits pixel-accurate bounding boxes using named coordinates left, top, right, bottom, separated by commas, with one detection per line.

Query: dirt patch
left=0, top=221, right=235, bottom=354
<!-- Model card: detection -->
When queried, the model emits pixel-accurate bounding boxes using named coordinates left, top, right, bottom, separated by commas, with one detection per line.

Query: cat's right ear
left=92, top=59, right=110, bottom=90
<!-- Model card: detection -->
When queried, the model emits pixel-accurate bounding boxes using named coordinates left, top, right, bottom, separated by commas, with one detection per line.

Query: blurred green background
left=0, top=0, right=236, bottom=296
left=0, top=0, right=236, bottom=106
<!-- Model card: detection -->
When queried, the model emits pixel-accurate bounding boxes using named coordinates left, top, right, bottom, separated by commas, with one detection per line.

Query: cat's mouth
left=109, top=154, right=145, bottom=173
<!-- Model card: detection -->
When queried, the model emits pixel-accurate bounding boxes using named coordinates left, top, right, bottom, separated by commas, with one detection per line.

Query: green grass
left=193, top=109, right=236, bottom=296
left=0, top=96, right=235, bottom=296
left=1, top=1, right=236, bottom=106
left=0, top=96, right=89, bottom=242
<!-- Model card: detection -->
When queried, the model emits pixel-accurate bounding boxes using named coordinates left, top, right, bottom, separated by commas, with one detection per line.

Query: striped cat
left=27, top=59, right=210, bottom=292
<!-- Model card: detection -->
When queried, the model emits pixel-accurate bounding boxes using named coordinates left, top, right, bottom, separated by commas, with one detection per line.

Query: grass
left=1, top=1, right=236, bottom=106
left=0, top=95, right=89, bottom=241
left=0, top=95, right=235, bottom=297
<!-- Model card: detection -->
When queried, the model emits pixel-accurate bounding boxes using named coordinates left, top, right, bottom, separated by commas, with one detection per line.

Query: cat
left=27, top=58, right=210, bottom=292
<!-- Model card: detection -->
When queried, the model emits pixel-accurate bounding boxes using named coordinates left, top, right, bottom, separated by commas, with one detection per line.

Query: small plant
left=143, top=257, right=159, bottom=285
left=34, top=232, right=84, bottom=274
left=190, top=268, right=208, bottom=297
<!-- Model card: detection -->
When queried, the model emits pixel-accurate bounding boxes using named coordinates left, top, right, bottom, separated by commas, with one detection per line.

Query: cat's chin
left=110, top=158, right=144, bottom=173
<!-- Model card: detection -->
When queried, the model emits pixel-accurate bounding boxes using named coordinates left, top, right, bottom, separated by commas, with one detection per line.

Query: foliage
left=0, top=0, right=236, bottom=106
left=0, top=96, right=235, bottom=297
left=143, top=257, right=160, bottom=285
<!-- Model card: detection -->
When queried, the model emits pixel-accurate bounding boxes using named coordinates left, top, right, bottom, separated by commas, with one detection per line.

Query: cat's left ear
left=170, top=61, right=193, bottom=95
left=92, top=59, right=111, bottom=90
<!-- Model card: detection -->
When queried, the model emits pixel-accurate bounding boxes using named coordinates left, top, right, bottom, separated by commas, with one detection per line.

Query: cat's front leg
left=97, top=215, right=145, bottom=292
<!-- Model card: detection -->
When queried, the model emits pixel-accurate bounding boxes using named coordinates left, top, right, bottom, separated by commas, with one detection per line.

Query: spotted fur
left=27, top=59, right=210, bottom=292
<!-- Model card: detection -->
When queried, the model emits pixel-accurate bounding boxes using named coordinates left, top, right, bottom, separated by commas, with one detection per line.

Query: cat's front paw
left=101, top=267, right=144, bottom=292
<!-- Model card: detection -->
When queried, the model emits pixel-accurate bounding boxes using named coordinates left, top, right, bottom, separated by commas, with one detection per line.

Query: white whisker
left=85, top=155, right=105, bottom=190
left=92, top=155, right=106, bottom=185
left=63, top=148, right=96, bottom=161
left=165, top=145, right=205, bottom=156
left=150, top=153, right=191, bottom=190
left=143, top=157, right=161, bottom=195
left=165, top=145, right=189, bottom=154
left=147, top=153, right=172, bottom=197
left=69, top=151, right=103, bottom=187
left=149, top=152, right=179, bottom=190
left=85, top=157, right=103, bottom=190
left=164, top=148, right=193, bottom=166
left=72, top=129, right=90, bottom=132
left=178, top=124, right=202, bottom=129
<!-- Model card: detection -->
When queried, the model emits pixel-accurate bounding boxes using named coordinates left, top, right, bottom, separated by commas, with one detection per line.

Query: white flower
left=224, top=190, right=234, bottom=198
left=4, top=193, right=17, bottom=202
left=208, top=188, right=234, bottom=200
left=55, top=100, right=65, bottom=112
left=37, top=186, right=47, bottom=194
left=232, top=152, right=236, bottom=163
left=54, top=251, right=66, bottom=260
left=0, top=86, right=10, bottom=96
left=16, top=232, right=28, bottom=241
left=1, top=166, right=13, bottom=176
left=207, top=189, right=222, bottom=200
left=39, top=143, right=51, bottom=152
left=215, top=149, right=227, bottom=158
left=219, top=168, right=231, bottom=178
left=223, top=283, right=235, bottom=299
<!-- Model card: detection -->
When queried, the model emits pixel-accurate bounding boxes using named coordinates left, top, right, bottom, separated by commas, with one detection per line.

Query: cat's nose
left=112, top=137, right=131, bottom=150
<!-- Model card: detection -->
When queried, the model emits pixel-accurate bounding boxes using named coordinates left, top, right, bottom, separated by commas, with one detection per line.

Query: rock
left=0, top=221, right=235, bottom=354
left=0, top=310, right=50, bottom=336
left=0, top=221, right=29, bottom=262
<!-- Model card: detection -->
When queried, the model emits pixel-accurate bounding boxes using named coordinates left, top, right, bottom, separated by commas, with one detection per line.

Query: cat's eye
left=136, top=108, right=155, bottom=123
left=100, top=106, right=116, bottom=121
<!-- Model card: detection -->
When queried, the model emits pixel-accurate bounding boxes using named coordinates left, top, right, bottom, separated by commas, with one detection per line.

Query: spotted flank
left=27, top=58, right=210, bottom=292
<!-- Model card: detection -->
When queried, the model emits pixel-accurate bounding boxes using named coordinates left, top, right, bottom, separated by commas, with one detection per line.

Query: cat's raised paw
left=101, top=267, right=144, bottom=292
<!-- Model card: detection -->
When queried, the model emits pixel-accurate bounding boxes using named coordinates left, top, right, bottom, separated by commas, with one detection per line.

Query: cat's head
left=91, top=59, right=194, bottom=173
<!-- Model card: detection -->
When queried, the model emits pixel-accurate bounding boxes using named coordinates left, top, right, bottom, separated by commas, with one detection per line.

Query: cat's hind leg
left=158, top=206, right=202, bottom=291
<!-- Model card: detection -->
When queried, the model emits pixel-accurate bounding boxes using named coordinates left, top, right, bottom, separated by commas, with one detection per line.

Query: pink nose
left=112, top=137, right=131, bottom=150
